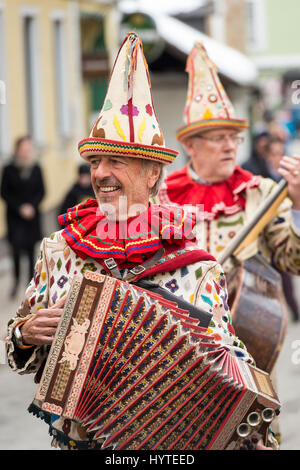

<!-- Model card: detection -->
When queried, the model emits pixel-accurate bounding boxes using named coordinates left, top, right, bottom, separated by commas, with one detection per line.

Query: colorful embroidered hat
left=78, top=32, right=178, bottom=165
left=176, top=42, right=249, bottom=142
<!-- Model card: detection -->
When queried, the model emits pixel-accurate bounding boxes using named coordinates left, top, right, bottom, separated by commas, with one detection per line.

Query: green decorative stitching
left=217, top=216, right=244, bottom=228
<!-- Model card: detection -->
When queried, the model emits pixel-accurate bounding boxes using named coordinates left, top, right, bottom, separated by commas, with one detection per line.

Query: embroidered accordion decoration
left=32, top=271, right=280, bottom=450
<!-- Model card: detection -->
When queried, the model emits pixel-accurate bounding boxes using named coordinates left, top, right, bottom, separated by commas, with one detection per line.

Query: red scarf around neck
left=58, top=199, right=215, bottom=271
left=159, top=165, right=260, bottom=220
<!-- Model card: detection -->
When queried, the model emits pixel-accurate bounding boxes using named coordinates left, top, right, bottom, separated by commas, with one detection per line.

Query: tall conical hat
left=176, top=42, right=249, bottom=142
left=79, top=32, right=178, bottom=165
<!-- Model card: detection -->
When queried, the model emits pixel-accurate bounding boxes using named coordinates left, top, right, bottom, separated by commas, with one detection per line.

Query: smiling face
left=182, top=128, right=241, bottom=183
left=88, top=155, right=160, bottom=220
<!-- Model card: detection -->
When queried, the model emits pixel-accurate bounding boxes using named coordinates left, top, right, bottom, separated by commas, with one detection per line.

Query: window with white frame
left=53, top=16, right=70, bottom=139
left=22, top=9, right=43, bottom=144
left=246, top=0, right=267, bottom=52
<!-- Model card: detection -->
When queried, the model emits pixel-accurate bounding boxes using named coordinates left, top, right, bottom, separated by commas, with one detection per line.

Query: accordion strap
left=103, top=248, right=165, bottom=282
left=133, top=278, right=212, bottom=328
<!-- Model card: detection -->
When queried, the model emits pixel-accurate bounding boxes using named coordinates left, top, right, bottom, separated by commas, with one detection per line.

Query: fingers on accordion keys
left=243, top=439, right=254, bottom=450
left=261, top=408, right=276, bottom=423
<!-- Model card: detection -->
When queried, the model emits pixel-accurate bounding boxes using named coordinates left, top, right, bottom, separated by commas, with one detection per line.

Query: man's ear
left=181, top=137, right=194, bottom=157
left=147, top=162, right=161, bottom=189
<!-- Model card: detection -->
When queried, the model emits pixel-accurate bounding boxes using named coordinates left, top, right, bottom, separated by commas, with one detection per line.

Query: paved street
left=0, top=255, right=299, bottom=450
left=0, top=257, right=52, bottom=450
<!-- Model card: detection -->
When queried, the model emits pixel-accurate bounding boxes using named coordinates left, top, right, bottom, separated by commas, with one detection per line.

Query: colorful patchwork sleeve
left=6, top=238, right=50, bottom=374
left=194, top=262, right=255, bottom=365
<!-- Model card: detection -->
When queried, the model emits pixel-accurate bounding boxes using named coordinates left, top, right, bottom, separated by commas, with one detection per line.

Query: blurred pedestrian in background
left=242, top=131, right=271, bottom=177
left=0, top=136, right=45, bottom=298
left=264, top=136, right=287, bottom=182
left=59, top=163, right=94, bottom=217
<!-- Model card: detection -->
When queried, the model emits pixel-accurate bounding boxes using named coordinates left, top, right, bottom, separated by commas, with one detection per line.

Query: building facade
left=245, top=0, right=300, bottom=146
left=0, top=0, right=118, bottom=238
left=118, top=1, right=257, bottom=169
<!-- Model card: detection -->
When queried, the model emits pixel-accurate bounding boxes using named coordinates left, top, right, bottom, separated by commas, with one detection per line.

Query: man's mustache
left=94, top=177, right=121, bottom=187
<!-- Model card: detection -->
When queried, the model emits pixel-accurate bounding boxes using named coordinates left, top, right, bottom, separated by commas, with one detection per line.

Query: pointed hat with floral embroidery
left=78, top=32, right=178, bottom=165
left=176, top=42, right=249, bottom=142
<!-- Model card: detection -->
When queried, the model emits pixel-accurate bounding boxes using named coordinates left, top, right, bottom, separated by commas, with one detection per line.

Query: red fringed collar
left=58, top=199, right=214, bottom=269
left=158, top=165, right=260, bottom=220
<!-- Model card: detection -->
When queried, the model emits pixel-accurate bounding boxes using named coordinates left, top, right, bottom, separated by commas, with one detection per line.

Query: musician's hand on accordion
left=255, top=438, right=272, bottom=450
left=237, top=437, right=272, bottom=450
left=21, top=295, right=67, bottom=346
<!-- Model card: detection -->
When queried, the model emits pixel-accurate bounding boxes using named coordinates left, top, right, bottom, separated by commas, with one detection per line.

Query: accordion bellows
left=32, top=271, right=280, bottom=450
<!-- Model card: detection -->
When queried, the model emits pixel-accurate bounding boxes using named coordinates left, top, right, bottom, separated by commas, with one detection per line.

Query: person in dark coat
left=1, top=136, right=45, bottom=297
left=59, top=163, right=94, bottom=217
left=241, top=131, right=271, bottom=177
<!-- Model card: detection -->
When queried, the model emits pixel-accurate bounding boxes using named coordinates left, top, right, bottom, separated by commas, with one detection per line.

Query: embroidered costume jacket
left=6, top=201, right=254, bottom=449
left=157, top=165, right=300, bottom=274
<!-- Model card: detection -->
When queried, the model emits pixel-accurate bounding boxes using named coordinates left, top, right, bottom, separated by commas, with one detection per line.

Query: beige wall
left=206, top=0, right=247, bottom=54
left=225, top=0, right=247, bottom=53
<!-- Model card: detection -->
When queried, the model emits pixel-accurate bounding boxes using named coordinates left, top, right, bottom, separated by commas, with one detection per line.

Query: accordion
left=33, top=271, right=280, bottom=450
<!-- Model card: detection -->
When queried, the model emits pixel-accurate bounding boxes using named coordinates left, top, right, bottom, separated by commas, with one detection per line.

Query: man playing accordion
left=6, top=33, right=274, bottom=451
